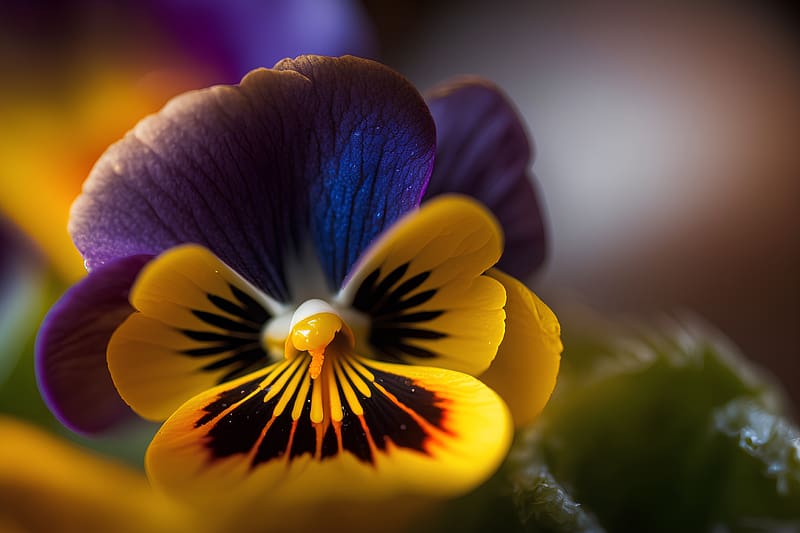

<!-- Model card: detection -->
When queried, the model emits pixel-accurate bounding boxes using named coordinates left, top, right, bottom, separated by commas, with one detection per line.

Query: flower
left=36, top=56, right=561, bottom=524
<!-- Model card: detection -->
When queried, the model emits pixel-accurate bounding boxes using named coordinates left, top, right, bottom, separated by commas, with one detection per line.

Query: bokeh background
left=0, top=0, right=797, bottom=453
left=373, top=0, right=800, bottom=411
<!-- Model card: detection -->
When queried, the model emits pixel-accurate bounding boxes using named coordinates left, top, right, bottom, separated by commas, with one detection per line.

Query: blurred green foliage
left=0, top=270, right=156, bottom=467
left=424, top=314, right=799, bottom=532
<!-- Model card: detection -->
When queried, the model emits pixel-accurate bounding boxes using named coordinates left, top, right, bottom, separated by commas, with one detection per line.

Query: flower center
left=273, top=299, right=356, bottom=380
left=289, top=314, right=340, bottom=380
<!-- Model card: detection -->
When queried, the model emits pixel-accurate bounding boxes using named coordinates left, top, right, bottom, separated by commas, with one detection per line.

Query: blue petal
left=276, top=57, right=436, bottom=289
left=70, top=56, right=436, bottom=301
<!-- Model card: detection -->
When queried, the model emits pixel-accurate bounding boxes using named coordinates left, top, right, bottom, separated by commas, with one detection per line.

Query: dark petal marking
left=199, top=355, right=447, bottom=468
left=374, top=370, right=447, bottom=429
left=380, top=271, right=431, bottom=309
left=179, top=331, right=256, bottom=345
left=337, top=408, right=373, bottom=463
left=173, top=282, right=272, bottom=385
left=195, top=374, right=263, bottom=428
left=192, top=310, right=260, bottom=334
left=182, top=343, right=254, bottom=357
left=228, top=284, right=271, bottom=323
left=350, top=360, right=448, bottom=453
left=351, top=268, right=381, bottom=311
left=207, top=387, right=274, bottom=458
left=199, top=347, right=262, bottom=372
left=285, top=400, right=316, bottom=461
left=378, top=310, right=444, bottom=323
left=390, top=343, right=439, bottom=360
left=203, top=361, right=307, bottom=458
left=380, top=289, right=437, bottom=315
left=207, top=294, right=262, bottom=325
left=351, top=263, right=449, bottom=363
left=372, top=345, right=413, bottom=364
left=217, top=355, right=270, bottom=383
left=369, top=263, right=409, bottom=306
left=253, top=400, right=299, bottom=465
left=320, top=422, right=340, bottom=460
left=372, top=327, right=446, bottom=341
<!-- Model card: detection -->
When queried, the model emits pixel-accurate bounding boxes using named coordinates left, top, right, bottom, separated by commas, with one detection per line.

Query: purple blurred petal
left=70, top=56, right=434, bottom=299
left=424, top=78, right=546, bottom=279
left=0, top=216, right=37, bottom=280
left=148, top=0, right=377, bottom=83
left=35, top=255, right=152, bottom=434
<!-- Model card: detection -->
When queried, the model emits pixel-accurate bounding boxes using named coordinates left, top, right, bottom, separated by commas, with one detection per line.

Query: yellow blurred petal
left=108, top=245, right=280, bottom=421
left=146, top=347, right=512, bottom=529
left=0, top=416, right=195, bottom=533
left=0, top=66, right=208, bottom=282
left=341, top=195, right=506, bottom=376
left=480, top=269, right=562, bottom=426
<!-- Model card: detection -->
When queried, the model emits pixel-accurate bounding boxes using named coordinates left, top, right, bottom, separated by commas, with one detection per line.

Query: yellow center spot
left=289, top=313, right=343, bottom=380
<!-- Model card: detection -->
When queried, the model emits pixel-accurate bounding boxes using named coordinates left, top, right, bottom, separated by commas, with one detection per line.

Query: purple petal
left=70, top=56, right=435, bottom=300
left=35, top=255, right=152, bottom=434
left=424, top=78, right=546, bottom=279
left=146, top=0, right=377, bottom=83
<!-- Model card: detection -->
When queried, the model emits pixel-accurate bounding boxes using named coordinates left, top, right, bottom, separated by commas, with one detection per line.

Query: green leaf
left=508, top=443, right=604, bottom=533
left=508, top=314, right=799, bottom=532
left=709, top=399, right=800, bottom=525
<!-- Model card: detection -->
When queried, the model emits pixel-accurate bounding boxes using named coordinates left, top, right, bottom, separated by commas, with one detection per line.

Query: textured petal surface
left=424, top=79, right=546, bottom=279
left=70, top=55, right=435, bottom=301
left=36, top=255, right=151, bottom=434
left=480, top=269, right=561, bottom=426
left=108, top=245, right=278, bottom=421
left=146, top=348, right=512, bottom=526
left=0, top=416, right=193, bottom=533
left=341, top=195, right=506, bottom=376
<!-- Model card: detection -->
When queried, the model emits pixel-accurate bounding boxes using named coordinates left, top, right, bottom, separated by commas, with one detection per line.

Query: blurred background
left=375, top=0, right=800, bottom=411
left=0, top=0, right=797, bottom=444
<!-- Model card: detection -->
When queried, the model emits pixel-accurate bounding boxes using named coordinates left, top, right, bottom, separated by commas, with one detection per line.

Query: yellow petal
left=146, top=346, right=512, bottom=529
left=340, top=195, right=506, bottom=376
left=480, top=269, right=562, bottom=426
left=108, top=244, right=280, bottom=421
left=0, top=416, right=194, bottom=533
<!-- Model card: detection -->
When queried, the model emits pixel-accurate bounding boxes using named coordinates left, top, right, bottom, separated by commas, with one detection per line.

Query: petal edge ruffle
left=480, top=268, right=561, bottom=426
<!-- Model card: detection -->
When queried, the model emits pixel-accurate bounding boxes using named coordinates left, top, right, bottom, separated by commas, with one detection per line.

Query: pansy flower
left=37, top=56, right=561, bottom=520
